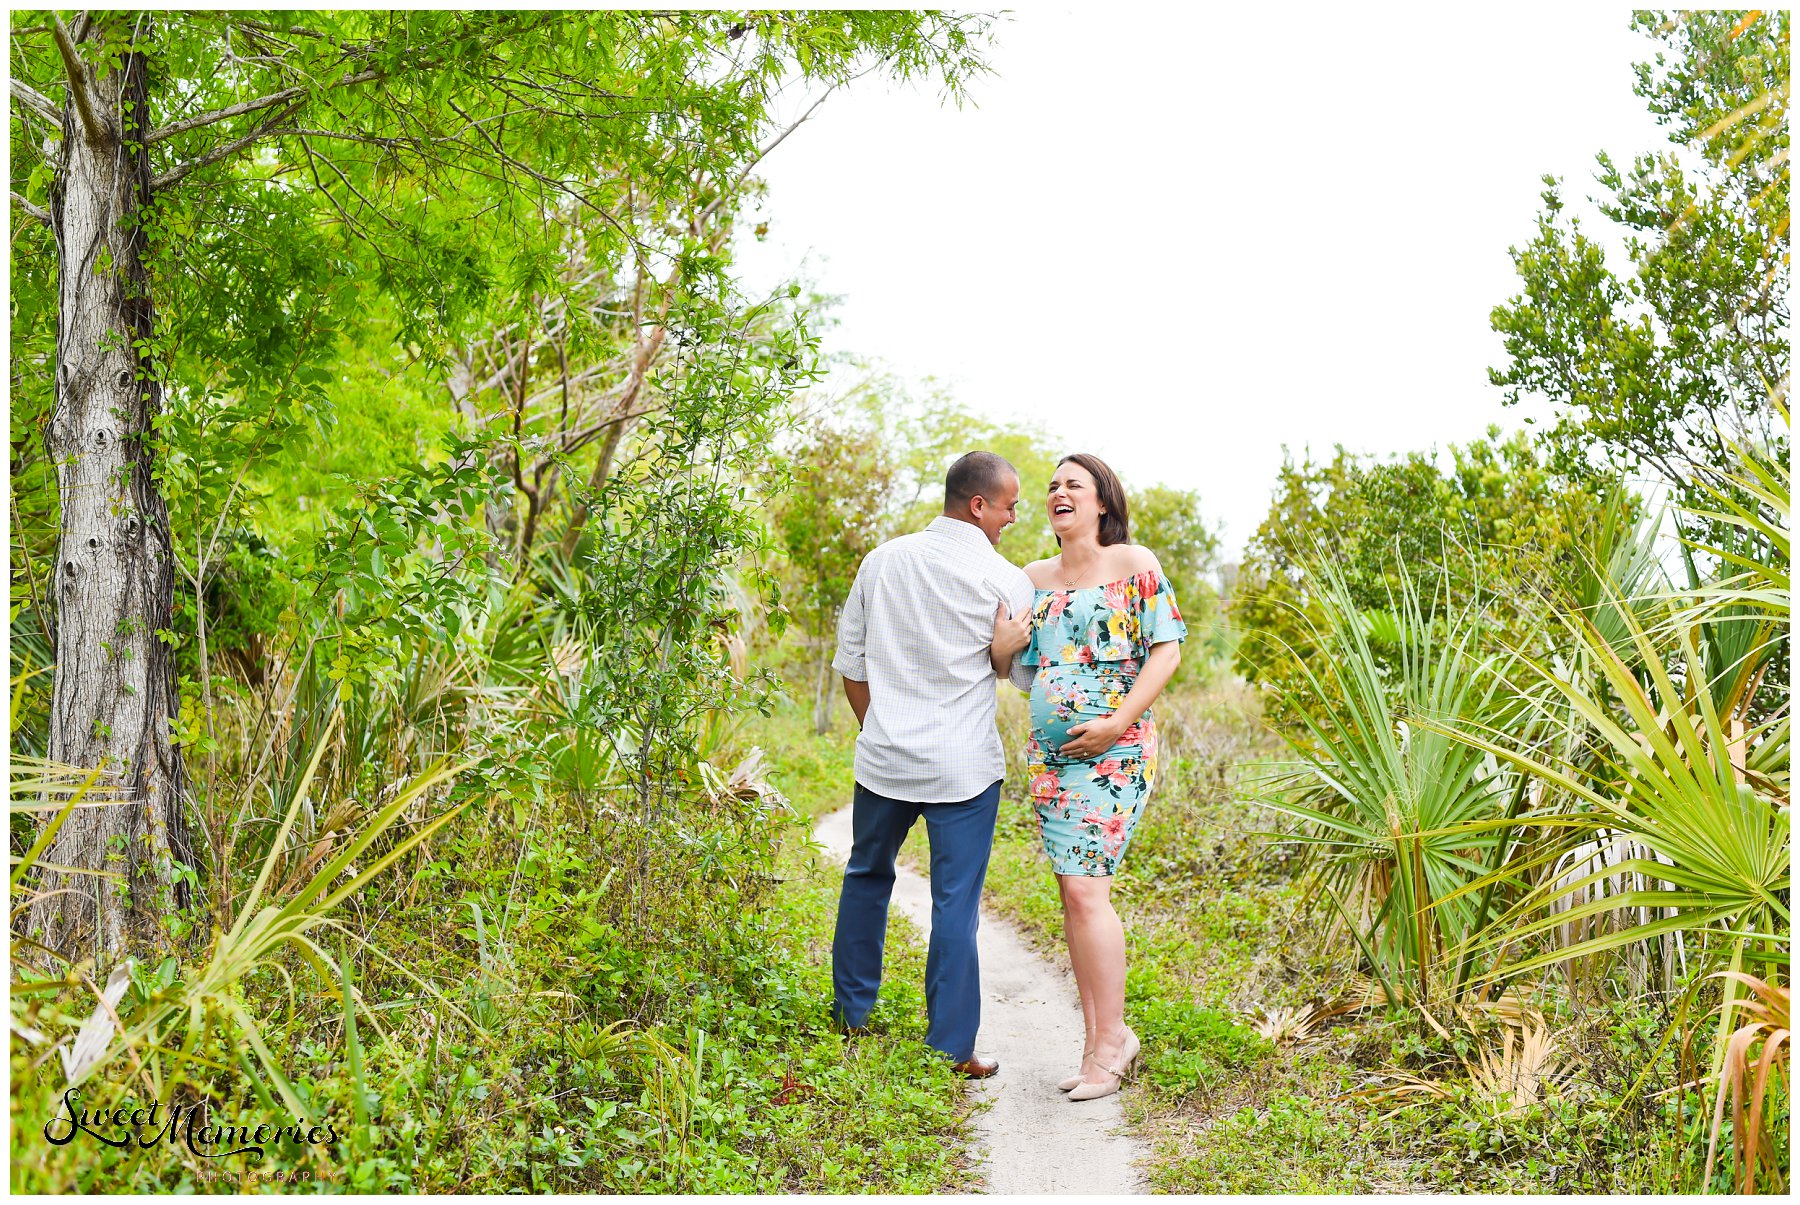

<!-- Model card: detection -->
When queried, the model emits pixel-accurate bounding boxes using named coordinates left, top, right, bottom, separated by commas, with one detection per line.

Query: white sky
left=734, top=4, right=1674, bottom=560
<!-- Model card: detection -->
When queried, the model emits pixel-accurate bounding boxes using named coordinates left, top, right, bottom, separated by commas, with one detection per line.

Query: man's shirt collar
left=927, top=515, right=995, bottom=551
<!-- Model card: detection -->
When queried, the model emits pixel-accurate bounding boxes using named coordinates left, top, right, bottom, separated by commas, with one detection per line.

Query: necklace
left=1059, top=549, right=1101, bottom=589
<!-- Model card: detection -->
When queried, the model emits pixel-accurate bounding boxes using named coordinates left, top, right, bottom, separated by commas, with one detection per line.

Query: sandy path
left=813, top=804, right=1149, bottom=1195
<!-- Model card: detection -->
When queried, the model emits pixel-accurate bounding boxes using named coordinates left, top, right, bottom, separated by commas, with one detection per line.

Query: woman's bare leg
left=1059, top=875, right=1099, bottom=1067
left=1060, top=874, right=1128, bottom=1079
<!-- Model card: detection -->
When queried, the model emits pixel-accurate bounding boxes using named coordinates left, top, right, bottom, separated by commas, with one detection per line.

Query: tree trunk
left=27, top=24, right=193, bottom=966
left=810, top=612, right=839, bottom=737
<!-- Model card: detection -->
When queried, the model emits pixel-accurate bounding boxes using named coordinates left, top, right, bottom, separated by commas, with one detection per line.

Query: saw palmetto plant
left=1259, top=555, right=1522, bottom=1007
left=1429, top=594, right=1788, bottom=982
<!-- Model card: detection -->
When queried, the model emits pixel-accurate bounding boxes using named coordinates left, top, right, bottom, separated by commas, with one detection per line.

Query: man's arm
left=843, top=677, right=871, bottom=728
left=832, top=558, right=872, bottom=726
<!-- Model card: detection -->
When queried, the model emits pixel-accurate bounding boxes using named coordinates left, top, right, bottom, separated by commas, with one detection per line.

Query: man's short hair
left=944, top=450, right=1017, bottom=509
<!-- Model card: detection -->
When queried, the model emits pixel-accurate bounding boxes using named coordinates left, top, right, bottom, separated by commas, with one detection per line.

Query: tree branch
left=145, top=67, right=382, bottom=145
left=10, top=79, right=62, bottom=127
left=559, top=315, right=671, bottom=560
left=53, top=13, right=109, bottom=144
left=146, top=85, right=306, bottom=144
left=697, top=83, right=838, bottom=231
left=443, top=96, right=647, bottom=254
left=11, top=190, right=51, bottom=226
left=150, top=98, right=305, bottom=190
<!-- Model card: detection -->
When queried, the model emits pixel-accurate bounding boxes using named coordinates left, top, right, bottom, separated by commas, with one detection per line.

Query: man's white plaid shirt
left=832, top=516, right=1037, bottom=803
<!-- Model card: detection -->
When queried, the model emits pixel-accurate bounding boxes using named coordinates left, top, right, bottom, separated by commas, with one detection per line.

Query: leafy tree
left=1487, top=9, right=1788, bottom=715
left=1232, top=430, right=1631, bottom=726
left=1132, top=483, right=1223, bottom=663
left=1131, top=485, right=1220, bottom=592
left=1489, top=10, right=1788, bottom=496
left=8, top=9, right=992, bottom=959
left=773, top=413, right=899, bottom=734
left=572, top=288, right=812, bottom=829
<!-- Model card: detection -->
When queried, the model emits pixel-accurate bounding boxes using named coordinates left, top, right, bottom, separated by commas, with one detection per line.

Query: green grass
left=751, top=692, right=860, bottom=821
left=1148, top=1091, right=1390, bottom=1193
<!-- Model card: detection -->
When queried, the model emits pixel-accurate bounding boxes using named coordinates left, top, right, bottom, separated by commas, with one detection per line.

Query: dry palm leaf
left=1343, top=971, right=1406, bottom=1010
left=1253, top=994, right=1363, bottom=1045
left=1452, top=986, right=1533, bottom=1031
left=1254, top=1003, right=1322, bottom=1045
left=1705, top=972, right=1790, bottom=1195
left=551, top=637, right=586, bottom=680
left=59, top=961, right=133, bottom=1086
left=1359, top=1015, right=1568, bottom=1118
left=1466, top=1019, right=1568, bottom=1113
left=717, top=629, right=748, bottom=680
left=698, top=747, right=789, bottom=811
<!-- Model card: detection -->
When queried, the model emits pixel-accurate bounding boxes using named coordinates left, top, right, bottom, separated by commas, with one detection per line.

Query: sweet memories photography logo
left=43, top=1088, right=340, bottom=1161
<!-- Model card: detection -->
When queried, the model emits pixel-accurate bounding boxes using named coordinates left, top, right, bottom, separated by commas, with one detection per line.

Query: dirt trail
left=813, top=804, right=1149, bottom=1195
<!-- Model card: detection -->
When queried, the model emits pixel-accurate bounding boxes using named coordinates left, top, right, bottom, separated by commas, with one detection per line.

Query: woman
left=1017, top=453, right=1185, bottom=1101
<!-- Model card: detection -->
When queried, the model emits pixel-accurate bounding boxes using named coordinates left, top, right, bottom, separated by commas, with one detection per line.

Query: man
left=830, top=450, right=1035, bottom=1078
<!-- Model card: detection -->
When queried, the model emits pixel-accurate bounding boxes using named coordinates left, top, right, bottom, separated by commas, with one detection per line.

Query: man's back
left=833, top=516, right=1035, bottom=803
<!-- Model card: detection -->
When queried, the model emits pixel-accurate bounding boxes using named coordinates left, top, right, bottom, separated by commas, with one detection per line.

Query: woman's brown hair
left=1056, top=453, right=1129, bottom=547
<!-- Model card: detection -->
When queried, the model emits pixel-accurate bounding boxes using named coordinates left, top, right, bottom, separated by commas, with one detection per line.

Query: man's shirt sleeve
left=832, top=557, right=871, bottom=682
left=1006, top=568, right=1037, bottom=693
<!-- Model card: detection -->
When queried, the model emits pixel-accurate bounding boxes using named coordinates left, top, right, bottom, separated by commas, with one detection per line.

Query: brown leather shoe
left=951, top=1054, right=1000, bottom=1079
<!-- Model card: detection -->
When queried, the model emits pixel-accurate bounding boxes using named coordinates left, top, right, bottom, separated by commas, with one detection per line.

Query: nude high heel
left=1066, top=1027, right=1139, bottom=1102
left=1056, top=1053, right=1093, bottom=1092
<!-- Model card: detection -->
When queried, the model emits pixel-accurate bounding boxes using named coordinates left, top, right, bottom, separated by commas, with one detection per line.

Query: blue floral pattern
left=1023, top=570, right=1186, bottom=876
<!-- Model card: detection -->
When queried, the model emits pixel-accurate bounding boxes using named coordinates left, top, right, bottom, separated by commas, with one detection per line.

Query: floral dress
left=1021, top=570, right=1187, bottom=876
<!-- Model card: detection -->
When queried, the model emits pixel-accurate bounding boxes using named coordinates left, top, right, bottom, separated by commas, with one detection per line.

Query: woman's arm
left=990, top=599, right=1031, bottom=678
left=1057, top=640, right=1181, bottom=758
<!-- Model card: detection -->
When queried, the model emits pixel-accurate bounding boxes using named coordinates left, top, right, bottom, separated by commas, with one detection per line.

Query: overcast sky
left=733, top=4, right=1674, bottom=560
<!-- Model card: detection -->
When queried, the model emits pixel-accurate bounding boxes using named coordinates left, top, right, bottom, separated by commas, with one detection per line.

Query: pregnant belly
left=1030, top=665, right=1124, bottom=757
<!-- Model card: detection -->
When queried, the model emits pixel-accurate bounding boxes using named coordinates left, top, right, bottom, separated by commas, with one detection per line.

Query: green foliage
left=8, top=7, right=999, bottom=770
left=570, top=287, right=808, bottom=818
left=11, top=814, right=971, bottom=1192
left=1130, top=983, right=1269, bottom=1096
left=1489, top=10, right=1788, bottom=498
left=775, top=418, right=898, bottom=643
left=1149, top=1095, right=1378, bottom=1193
left=1231, top=429, right=1625, bottom=727
left=1131, top=484, right=1222, bottom=601
left=771, top=404, right=898, bottom=731
left=1438, top=576, right=1789, bottom=984
left=1258, top=556, right=1522, bottom=1004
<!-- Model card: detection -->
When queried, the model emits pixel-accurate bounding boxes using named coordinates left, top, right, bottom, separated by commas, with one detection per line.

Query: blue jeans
left=831, top=778, right=1002, bottom=1063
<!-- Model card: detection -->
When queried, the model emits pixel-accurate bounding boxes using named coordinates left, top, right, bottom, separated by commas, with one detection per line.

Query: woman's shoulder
left=1109, top=543, right=1163, bottom=576
left=1022, top=556, right=1060, bottom=589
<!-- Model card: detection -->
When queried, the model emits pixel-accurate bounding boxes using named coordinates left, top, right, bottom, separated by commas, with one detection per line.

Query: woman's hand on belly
left=1057, top=712, right=1128, bottom=759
